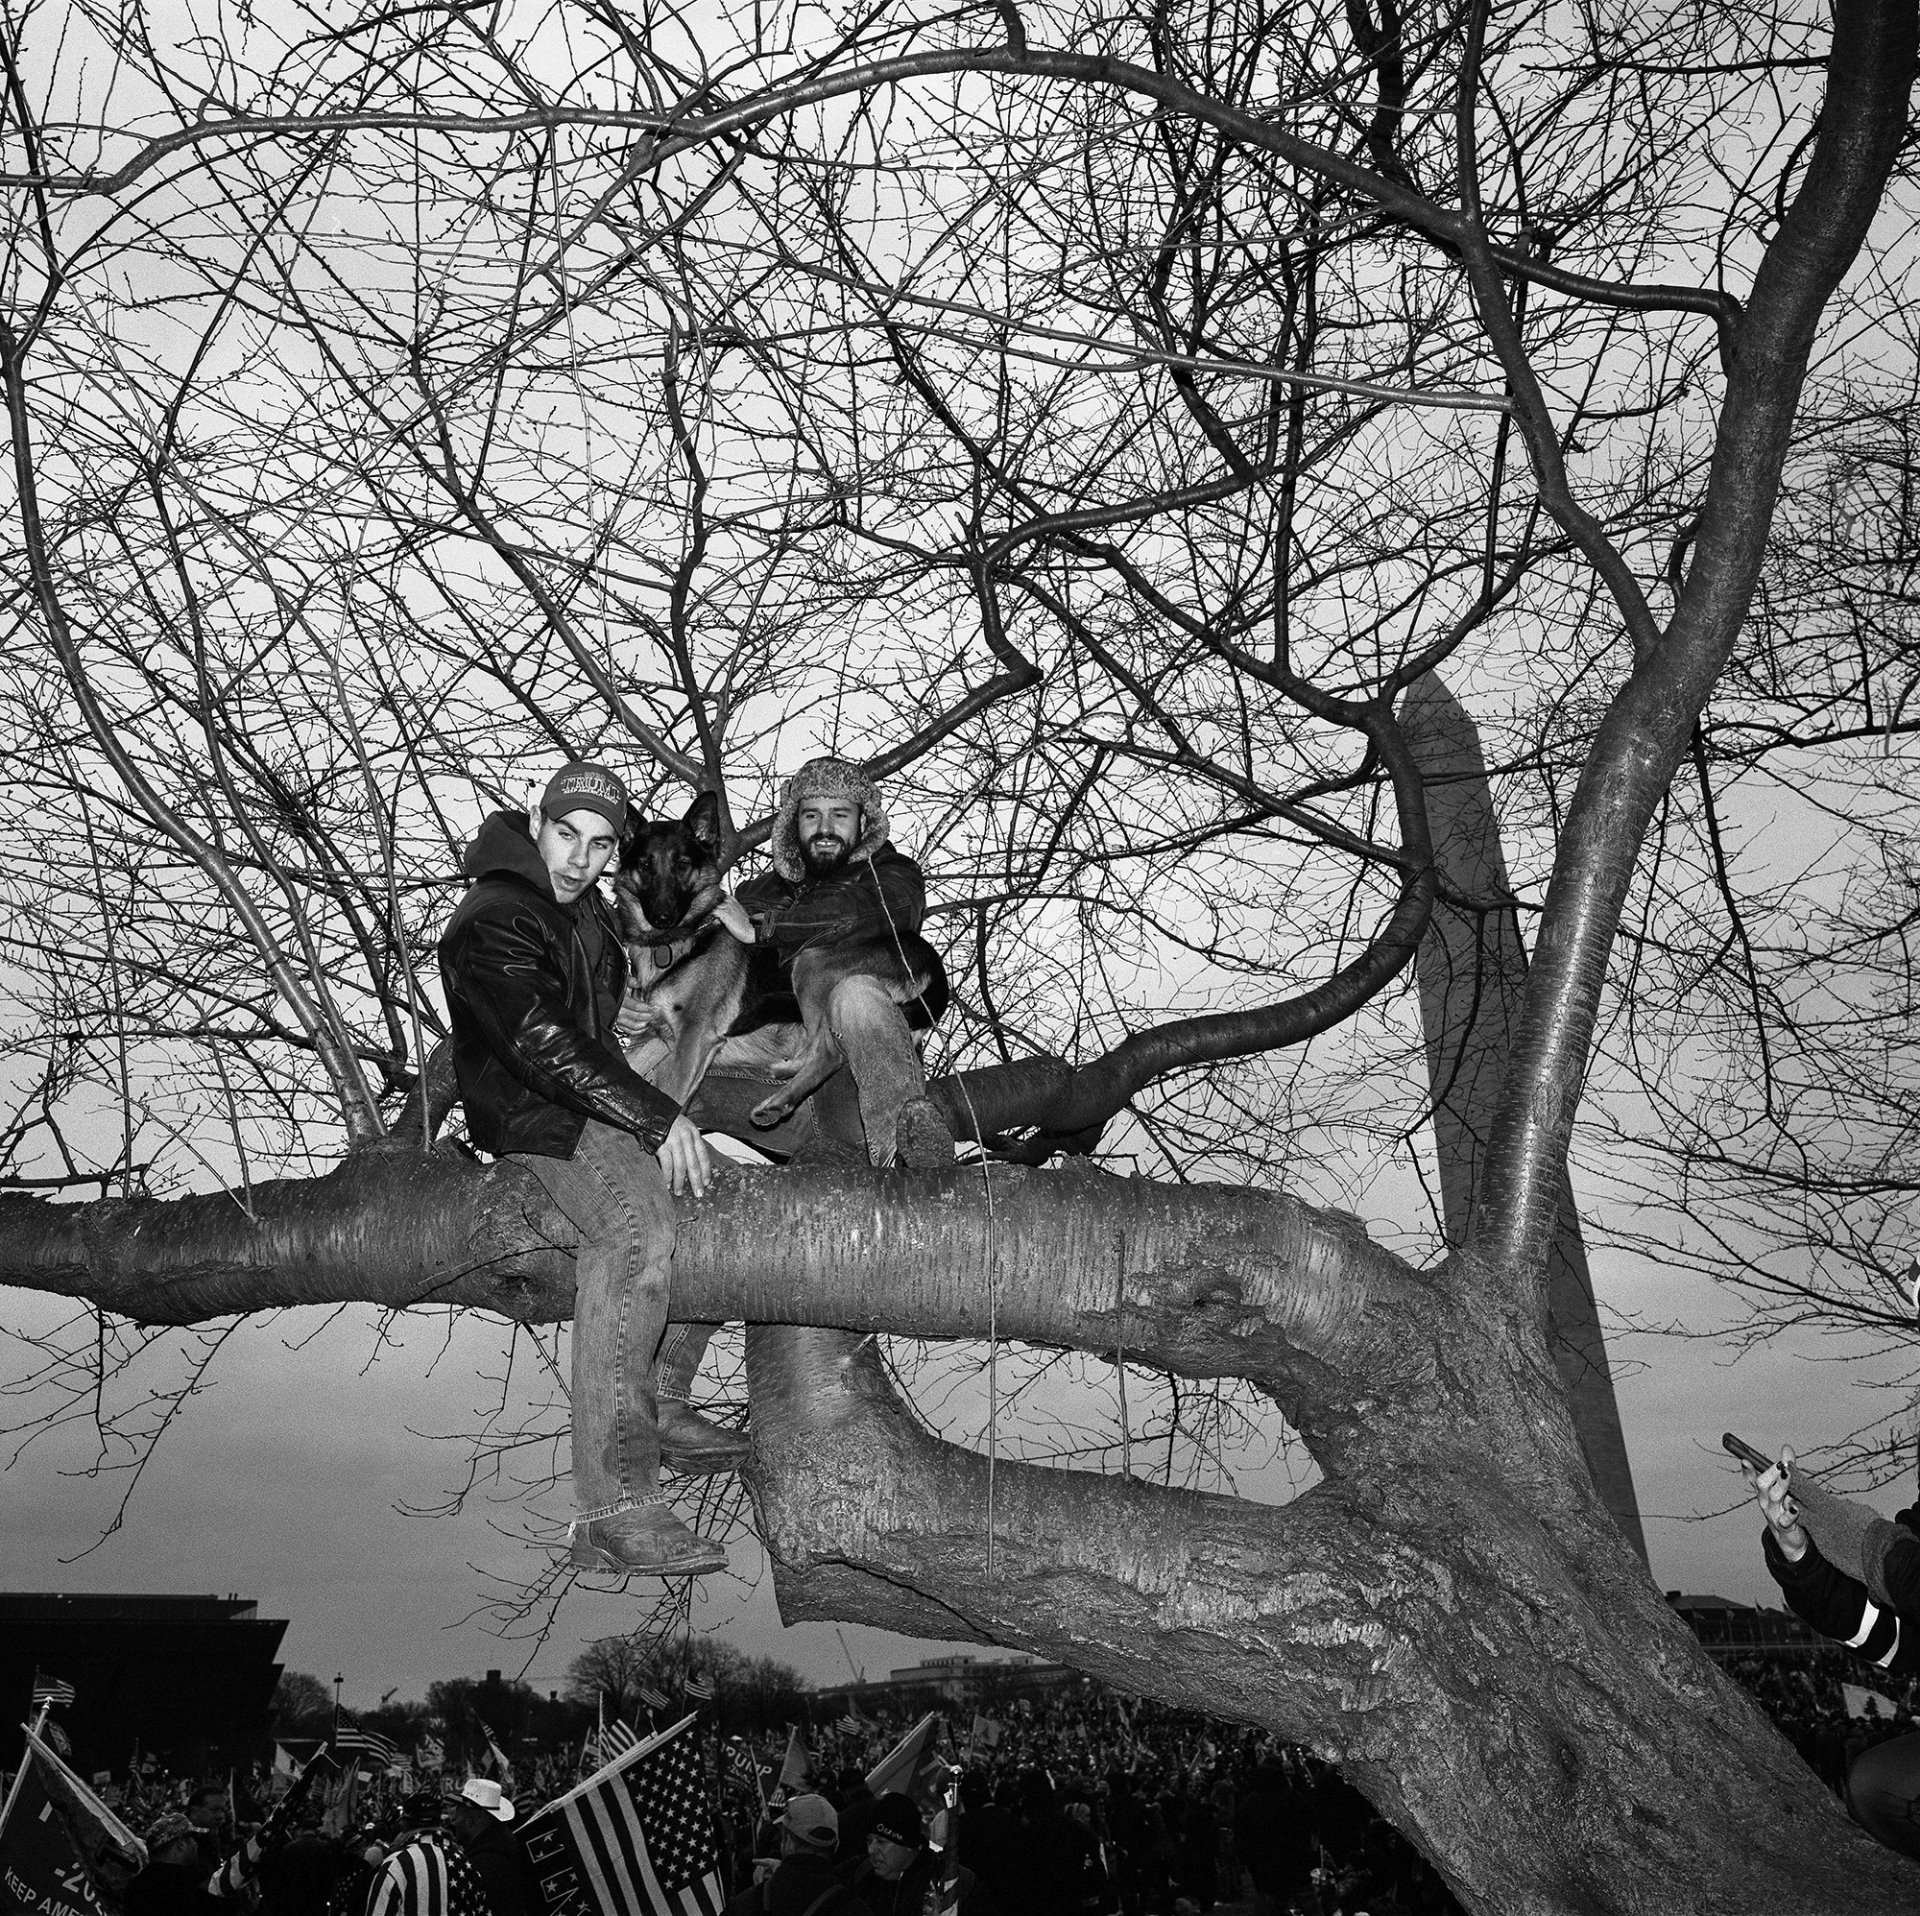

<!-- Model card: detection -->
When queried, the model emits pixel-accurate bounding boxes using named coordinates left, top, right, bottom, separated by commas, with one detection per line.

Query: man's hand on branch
left=657, top=1115, right=713, bottom=1198
left=1744, top=1447, right=1809, bottom=1561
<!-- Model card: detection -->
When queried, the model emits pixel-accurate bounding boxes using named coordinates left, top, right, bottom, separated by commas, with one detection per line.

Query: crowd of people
left=112, top=1771, right=541, bottom=1916
left=1717, top=1647, right=1917, bottom=1797
left=67, top=1687, right=1471, bottom=1916
left=67, top=1630, right=1918, bottom=1916
left=731, top=1695, right=1463, bottom=1915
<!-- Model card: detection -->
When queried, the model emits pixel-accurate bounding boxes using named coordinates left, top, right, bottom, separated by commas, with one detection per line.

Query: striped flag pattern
left=365, top=1833, right=492, bottom=1916
left=682, top=1676, right=714, bottom=1704
left=334, top=1726, right=401, bottom=1766
left=30, top=1673, right=76, bottom=1708
left=519, top=1714, right=723, bottom=1916
left=591, top=1720, right=641, bottom=1769
left=636, top=1684, right=671, bottom=1716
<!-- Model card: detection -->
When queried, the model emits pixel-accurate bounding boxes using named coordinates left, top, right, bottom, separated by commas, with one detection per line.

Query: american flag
left=636, top=1683, right=671, bottom=1715
left=519, top=1715, right=723, bottom=1916
left=366, top=1834, right=491, bottom=1916
left=682, top=1676, right=714, bottom=1704
left=334, top=1726, right=401, bottom=1766
left=30, top=1673, right=76, bottom=1708
left=591, top=1719, right=640, bottom=1769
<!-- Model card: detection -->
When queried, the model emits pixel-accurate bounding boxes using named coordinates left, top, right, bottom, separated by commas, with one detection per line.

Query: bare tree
left=2, top=0, right=1919, bottom=1908
left=564, top=1637, right=659, bottom=1716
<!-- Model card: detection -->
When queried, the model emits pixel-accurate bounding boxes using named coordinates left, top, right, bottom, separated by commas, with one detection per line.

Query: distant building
left=813, top=1654, right=1093, bottom=1717
left=1665, top=1591, right=1826, bottom=1659
left=0, top=1592, right=288, bottom=1775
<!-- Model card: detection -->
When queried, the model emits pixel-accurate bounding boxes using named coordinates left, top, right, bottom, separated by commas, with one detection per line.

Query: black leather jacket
left=735, top=842, right=949, bottom=1029
left=437, top=811, right=679, bottom=1158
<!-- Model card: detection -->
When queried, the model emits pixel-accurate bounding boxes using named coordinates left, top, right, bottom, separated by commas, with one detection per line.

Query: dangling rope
left=873, top=853, right=1002, bottom=1579
left=949, top=1068, right=999, bottom=1580
left=1115, top=1229, right=1131, bottom=1480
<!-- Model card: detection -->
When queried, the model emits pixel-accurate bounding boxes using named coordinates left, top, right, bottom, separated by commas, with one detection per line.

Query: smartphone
left=1722, top=1432, right=1780, bottom=1474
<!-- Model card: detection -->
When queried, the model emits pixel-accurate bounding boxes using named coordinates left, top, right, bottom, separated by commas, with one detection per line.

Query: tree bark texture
left=1404, top=675, right=1648, bottom=1567
left=744, top=1324, right=1900, bottom=1915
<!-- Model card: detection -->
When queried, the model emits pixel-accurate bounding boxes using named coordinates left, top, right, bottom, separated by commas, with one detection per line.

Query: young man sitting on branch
left=726, top=756, right=954, bottom=1169
left=436, top=761, right=745, bottom=1579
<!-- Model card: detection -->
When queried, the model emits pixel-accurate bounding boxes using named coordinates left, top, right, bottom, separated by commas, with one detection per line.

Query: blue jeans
left=680, top=973, right=929, bottom=1163
left=517, top=1120, right=708, bottom=1507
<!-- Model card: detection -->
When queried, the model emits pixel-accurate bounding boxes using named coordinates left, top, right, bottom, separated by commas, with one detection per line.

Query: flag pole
left=0, top=1703, right=54, bottom=1841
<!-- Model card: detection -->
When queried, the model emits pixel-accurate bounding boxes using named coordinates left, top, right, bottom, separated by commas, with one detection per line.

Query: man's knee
left=824, top=970, right=897, bottom=1031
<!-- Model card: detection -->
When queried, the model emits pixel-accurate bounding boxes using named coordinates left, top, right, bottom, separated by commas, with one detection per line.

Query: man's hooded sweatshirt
left=437, top=810, right=679, bottom=1158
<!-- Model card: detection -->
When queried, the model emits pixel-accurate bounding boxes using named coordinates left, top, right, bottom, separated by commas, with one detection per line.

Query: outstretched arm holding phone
left=1735, top=1440, right=1920, bottom=1674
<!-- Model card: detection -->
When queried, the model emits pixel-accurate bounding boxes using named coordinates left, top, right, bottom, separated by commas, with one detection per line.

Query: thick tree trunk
left=1405, top=675, right=1648, bottom=1565
left=741, top=1306, right=1904, bottom=1915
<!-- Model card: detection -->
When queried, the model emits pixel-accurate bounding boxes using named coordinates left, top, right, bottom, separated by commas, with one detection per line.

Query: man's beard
left=800, top=832, right=853, bottom=878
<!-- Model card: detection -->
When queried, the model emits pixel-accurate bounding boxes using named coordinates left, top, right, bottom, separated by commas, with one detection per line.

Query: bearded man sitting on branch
left=725, top=756, right=955, bottom=1170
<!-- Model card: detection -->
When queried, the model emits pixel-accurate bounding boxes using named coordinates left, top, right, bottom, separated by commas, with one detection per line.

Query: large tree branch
left=740, top=1325, right=1895, bottom=1915
left=0, top=1155, right=1431, bottom=1421
left=1472, top=0, right=1918, bottom=1278
left=747, top=1326, right=1417, bottom=1729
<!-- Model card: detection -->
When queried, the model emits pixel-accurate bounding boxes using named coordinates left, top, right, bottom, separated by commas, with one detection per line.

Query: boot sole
left=559, top=1536, right=727, bottom=1577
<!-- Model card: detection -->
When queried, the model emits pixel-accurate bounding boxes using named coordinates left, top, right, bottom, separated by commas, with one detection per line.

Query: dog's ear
left=613, top=816, right=641, bottom=870
left=684, top=789, right=723, bottom=853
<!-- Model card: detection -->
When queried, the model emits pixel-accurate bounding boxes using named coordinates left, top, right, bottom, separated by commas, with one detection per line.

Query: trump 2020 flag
left=518, top=1714, right=722, bottom=1916
left=3, top=1728, right=147, bottom=1916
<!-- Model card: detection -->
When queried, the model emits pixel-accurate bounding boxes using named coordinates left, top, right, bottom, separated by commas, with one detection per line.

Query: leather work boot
left=657, top=1400, right=751, bottom=1475
left=892, top=1096, right=955, bottom=1169
left=561, top=1498, right=726, bottom=1577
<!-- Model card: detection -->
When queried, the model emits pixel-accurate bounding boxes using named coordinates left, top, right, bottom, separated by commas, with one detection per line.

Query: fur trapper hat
left=769, top=756, right=889, bottom=881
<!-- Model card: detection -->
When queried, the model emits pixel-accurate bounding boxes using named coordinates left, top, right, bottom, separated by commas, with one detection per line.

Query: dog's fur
left=612, top=790, right=946, bottom=1131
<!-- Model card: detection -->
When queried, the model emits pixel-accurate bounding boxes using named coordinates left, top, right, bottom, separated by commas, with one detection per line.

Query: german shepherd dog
left=612, top=791, right=947, bottom=1131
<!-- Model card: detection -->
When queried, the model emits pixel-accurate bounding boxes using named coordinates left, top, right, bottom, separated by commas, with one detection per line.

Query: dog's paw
left=748, top=1093, right=798, bottom=1129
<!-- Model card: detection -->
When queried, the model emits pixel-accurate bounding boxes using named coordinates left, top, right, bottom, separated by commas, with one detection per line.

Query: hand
left=1744, top=1445, right=1809, bottom=1560
left=617, top=994, right=668, bottom=1043
left=656, top=1115, right=713, bottom=1198
left=713, top=892, right=756, bottom=943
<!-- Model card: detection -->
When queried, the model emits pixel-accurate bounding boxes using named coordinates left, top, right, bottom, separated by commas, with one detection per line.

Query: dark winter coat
left=455, top=1819, right=541, bottom=1916
left=437, top=811, right=679, bottom=1158
left=1764, top=1507, right=1920, bottom=1674
left=721, top=1849, right=873, bottom=1916
left=736, top=840, right=936, bottom=1007
left=849, top=1852, right=989, bottom=1916
left=1232, top=1767, right=1316, bottom=1896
